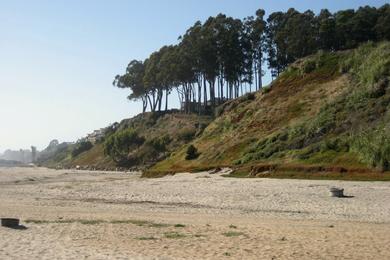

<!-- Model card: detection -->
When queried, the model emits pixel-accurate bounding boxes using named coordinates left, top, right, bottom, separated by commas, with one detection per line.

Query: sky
left=0, top=0, right=388, bottom=152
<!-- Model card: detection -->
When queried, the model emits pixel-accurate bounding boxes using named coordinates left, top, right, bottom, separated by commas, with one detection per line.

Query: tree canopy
left=114, top=4, right=390, bottom=114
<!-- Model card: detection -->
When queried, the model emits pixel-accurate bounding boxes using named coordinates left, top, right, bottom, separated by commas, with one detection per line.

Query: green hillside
left=147, top=42, right=390, bottom=180
left=46, top=111, right=212, bottom=170
left=43, top=42, right=390, bottom=180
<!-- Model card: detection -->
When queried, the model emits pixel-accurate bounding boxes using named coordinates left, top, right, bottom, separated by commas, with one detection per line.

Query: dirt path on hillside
left=0, top=167, right=389, bottom=259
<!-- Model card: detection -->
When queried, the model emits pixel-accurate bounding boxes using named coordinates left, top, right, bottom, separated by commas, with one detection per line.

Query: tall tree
left=113, top=60, right=148, bottom=113
left=376, top=4, right=390, bottom=40
left=252, top=9, right=266, bottom=89
left=318, top=9, right=337, bottom=50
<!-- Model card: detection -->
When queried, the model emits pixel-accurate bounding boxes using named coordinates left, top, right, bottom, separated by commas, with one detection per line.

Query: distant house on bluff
left=86, top=128, right=106, bottom=144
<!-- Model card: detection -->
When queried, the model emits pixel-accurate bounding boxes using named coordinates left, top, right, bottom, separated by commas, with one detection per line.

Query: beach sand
left=0, top=167, right=389, bottom=259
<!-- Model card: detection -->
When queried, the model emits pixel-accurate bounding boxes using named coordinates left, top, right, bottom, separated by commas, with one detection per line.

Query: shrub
left=145, top=135, right=171, bottom=152
left=351, top=127, right=390, bottom=171
left=301, top=59, right=317, bottom=74
left=71, top=141, right=93, bottom=158
left=215, top=105, right=226, bottom=117
left=342, top=42, right=390, bottom=86
left=104, top=128, right=145, bottom=164
left=262, top=87, right=271, bottom=94
left=239, top=92, right=256, bottom=102
left=185, top=145, right=199, bottom=160
left=178, top=128, right=197, bottom=142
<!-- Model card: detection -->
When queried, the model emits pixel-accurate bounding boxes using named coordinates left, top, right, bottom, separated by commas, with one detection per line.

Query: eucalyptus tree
left=156, top=45, right=179, bottom=111
left=283, top=9, right=318, bottom=61
left=334, top=9, right=356, bottom=49
left=351, top=6, right=379, bottom=44
left=251, top=9, right=266, bottom=90
left=143, top=50, right=164, bottom=112
left=242, top=16, right=255, bottom=92
left=113, top=4, right=390, bottom=115
left=376, top=4, right=390, bottom=40
left=175, top=42, right=197, bottom=113
left=266, top=11, right=289, bottom=78
left=113, top=60, right=148, bottom=113
left=200, top=16, right=220, bottom=107
left=318, top=9, right=337, bottom=51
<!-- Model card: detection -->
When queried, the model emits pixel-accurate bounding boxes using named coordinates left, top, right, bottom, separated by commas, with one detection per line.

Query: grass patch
left=25, top=219, right=105, bottom=224
left=229, top=166, right=390, bottom=181
left=80, top=220, right=105, bottom=225
left=222, top=231, right=247, bottom=237
left=25, top=218, right=174, bottom=227
left=194, top=234, right=206, bottom=238
left=351, top=126, right=390, bottom=171
left=174, top=224, right=186, bottom=228
left=110, top=219, right=169, bottom=228
left=229, top=224, right=237, bottom=229
left=25, top=219, right=51, bottom=224
left=135, top=236, right=157, bottom=241
left=149, top=223, right=170, bottom=228
left=164, top=232, right=186, bottom=239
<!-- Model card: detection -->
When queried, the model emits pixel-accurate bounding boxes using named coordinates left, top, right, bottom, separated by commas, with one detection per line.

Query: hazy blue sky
left=0, top=0, right=388, bottom=152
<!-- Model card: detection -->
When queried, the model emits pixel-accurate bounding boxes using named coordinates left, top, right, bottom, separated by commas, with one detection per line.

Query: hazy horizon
left=0, top=0, right=387, bottom=153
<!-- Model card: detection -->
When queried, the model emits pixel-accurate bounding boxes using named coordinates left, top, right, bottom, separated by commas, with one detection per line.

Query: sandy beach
left=0, top=167, right=389, bottom=259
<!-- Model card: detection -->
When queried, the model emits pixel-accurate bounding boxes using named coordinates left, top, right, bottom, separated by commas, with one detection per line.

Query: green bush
left=71, top=141, right=93, bottom=158
left=262, top=87, right=271, bottom=94
left=145, top=135, right=171, bottom=152
left=342, top=42, right=390, bottom=86
left=185, top=145, right=199, bottom=160
left=351, top=127, right=390, bottom=171
left=301, top=59, right=317, bottom=74
left=104, top=128, right=145, bottom=164
left=239, top=92, right=256, bottom=101
left=178, top=128, right=197, bottom=142
left=299, top=50, right=335, bottom=75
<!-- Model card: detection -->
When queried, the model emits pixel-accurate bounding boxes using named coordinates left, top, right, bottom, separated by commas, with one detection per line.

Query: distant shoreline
left=0, top=159, right=30, bottom=168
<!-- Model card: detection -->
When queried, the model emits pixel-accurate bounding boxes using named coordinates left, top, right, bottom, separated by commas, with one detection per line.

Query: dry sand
left=0, top=167, right=389, bottom=259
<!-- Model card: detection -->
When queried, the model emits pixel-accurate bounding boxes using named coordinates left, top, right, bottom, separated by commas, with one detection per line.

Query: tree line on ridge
left=113, top=4, right=390, bottom=114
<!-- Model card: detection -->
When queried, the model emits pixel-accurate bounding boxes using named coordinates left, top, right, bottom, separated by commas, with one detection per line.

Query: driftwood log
left=1, top=218, right=20, bottom=228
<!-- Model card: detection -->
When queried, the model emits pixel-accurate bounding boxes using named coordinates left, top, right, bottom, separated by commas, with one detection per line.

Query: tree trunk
left=203, top=76, right=207, bottom=111
left=254, top=62, right=258, bottom=91
left=142, top=96, right=147, bottom=113
left=165, top=89, right=169, bottom=111
left=198, top=78, right=202, bottom=115
left=220, top=76, right=224, bottom=101
left=258, top=59, right=263, bottom=89
left=147, top=95, right=154, bottom=112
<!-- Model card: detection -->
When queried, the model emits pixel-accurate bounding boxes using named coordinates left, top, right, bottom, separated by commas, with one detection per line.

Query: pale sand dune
left=0, top=167, right=389, bottom=259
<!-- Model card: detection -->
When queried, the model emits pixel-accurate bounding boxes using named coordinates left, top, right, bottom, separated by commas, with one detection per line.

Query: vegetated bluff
left=44, top=111, right=212, bottom=170
left=48, top=42, right=390, bottom=180
left=147, top=42, right=390, bottom=179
